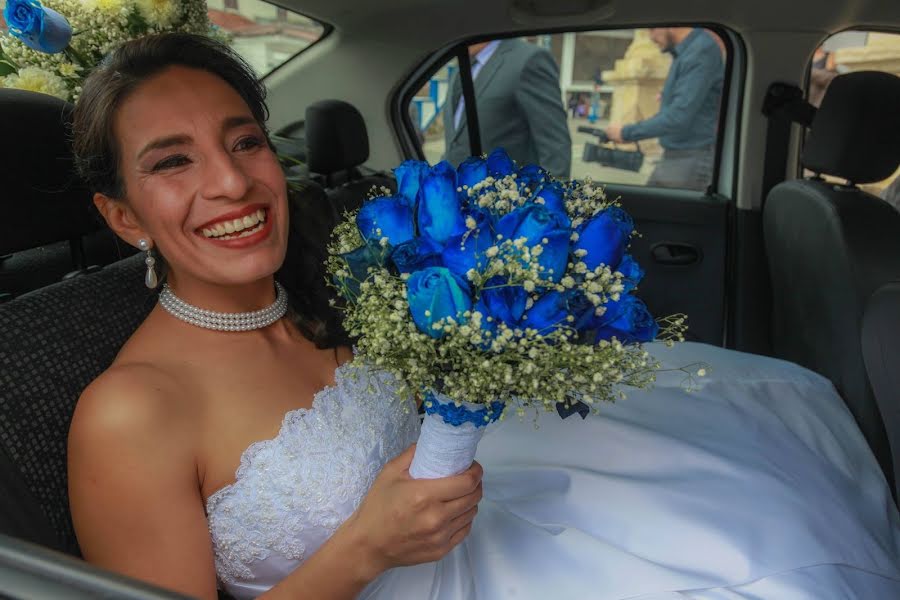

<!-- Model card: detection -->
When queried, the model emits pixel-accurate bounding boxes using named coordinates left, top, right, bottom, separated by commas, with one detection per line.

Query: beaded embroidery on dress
left=205, top=362, right=419, bottom=599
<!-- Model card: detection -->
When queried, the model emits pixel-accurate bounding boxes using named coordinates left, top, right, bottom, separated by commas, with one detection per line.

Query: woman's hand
left=346, top=444, right=483, bottom=576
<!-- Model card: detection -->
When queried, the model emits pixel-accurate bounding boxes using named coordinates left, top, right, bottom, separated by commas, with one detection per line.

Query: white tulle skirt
left=359, top=342, right=900, bottom=599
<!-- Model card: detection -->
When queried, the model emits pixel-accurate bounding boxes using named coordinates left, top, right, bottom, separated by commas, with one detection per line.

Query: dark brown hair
left=72, top=33, right=349, bottom=348
left=73, top=33, right=269, bottom=199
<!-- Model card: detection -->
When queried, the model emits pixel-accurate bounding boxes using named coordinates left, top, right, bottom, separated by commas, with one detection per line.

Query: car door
left=397, top=27, right=737, bottom=345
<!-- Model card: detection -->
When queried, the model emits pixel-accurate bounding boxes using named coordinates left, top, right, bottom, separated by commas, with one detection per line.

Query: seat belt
left=760, top=82, right=817, bottom=201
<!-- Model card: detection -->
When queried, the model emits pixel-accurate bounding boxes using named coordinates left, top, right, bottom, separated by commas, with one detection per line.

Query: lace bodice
left=205, top=362, right=419, bottom=598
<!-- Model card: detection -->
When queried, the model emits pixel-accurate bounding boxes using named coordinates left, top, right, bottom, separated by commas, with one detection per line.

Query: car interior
left=1, top=0, right=899, bottom=597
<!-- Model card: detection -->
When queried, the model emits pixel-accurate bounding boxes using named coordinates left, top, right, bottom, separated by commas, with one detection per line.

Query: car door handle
left=650, top=242, right=701, bottom=266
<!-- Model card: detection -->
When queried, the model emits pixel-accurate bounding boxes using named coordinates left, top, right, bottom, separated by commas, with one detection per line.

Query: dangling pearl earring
left=137, top=239, right=158, bottom=289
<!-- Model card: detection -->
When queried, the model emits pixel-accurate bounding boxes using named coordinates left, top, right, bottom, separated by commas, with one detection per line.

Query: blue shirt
left=622, top=29, right=724, bottom=150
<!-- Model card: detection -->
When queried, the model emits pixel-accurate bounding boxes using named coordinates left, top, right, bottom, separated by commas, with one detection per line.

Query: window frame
left=244, top=5, right=332, bottom=81
left=392, top=23, right=742, bottom=197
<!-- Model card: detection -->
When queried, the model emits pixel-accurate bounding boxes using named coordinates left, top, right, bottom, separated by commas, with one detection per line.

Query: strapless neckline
left=204, top=361, right=356, bottom=512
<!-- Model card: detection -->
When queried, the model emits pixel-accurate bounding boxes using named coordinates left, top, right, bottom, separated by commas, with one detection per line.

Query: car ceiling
left=264, top=0, right=900, bottom=209
left=282, top=0, right=900, bottom=39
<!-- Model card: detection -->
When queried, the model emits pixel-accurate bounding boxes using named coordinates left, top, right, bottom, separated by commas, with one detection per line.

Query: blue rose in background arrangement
left=4, top=0, right=72, bottom=54
left=575, top=207, right=634, bottom=271
left=356, top=195, right=415, bottom=246
left=407, top=267, right=473, bottom=339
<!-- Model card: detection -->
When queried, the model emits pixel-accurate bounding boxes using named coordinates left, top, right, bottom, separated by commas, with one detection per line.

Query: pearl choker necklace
left=158, top=282, right=289, bottom=331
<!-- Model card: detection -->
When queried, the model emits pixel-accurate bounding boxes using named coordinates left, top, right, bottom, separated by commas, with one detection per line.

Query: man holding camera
left=605, top=28, right=724, bottom=191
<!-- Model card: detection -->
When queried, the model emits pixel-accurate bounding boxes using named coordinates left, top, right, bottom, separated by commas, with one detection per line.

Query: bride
left=68, top=33, right=900, bottom=599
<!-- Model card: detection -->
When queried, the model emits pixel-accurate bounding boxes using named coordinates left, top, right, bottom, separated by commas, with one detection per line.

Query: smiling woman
left=65, top=32, right=485, bottom=600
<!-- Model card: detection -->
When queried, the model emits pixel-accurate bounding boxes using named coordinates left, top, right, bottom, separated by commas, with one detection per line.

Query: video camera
left=578, top=125, right=644, bottom=173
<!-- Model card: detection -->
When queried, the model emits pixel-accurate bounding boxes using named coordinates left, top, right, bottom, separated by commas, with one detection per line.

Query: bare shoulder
left=68, top=362, right=217, bottom=598
left=70, top=361, right=190, bottom=451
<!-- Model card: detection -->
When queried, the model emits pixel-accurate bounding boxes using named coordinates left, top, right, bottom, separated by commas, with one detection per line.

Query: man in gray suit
left=443, top=39, right=572, bottom=178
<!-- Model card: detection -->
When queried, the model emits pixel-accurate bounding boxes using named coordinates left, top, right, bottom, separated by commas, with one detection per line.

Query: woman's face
left=111, top=65, right=289, bottom=288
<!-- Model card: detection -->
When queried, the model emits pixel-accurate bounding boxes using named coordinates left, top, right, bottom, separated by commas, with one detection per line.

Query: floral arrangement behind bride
left=0, top=0, right=220, bottom=101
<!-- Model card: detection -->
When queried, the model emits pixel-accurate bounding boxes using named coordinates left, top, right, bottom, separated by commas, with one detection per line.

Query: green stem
left=63, top=45, right=90, bottom=70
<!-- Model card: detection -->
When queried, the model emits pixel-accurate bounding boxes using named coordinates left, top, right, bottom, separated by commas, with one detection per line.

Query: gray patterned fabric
left=0, top=254, right=154, bottom=555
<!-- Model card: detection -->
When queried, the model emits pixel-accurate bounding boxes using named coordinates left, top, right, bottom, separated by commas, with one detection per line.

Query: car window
left=206, top=0, right=325, bottom=76
left=409, top=28, right=729, bottom=193
left=807, top=31, right=900, bottom=205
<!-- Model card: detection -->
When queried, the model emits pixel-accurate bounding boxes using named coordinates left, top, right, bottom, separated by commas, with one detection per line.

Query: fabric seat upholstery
left=763, top=71, right=900, bottom=492
left=862, top=282, right=900, bottom=501
left=0, top=255, right=154, bottom=555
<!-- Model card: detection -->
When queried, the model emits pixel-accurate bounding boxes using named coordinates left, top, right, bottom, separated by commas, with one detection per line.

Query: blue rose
left=617, top=254, right=644, bottom=293
left=442, top=227, right=493, bottom=278
left=523, top=290, right=594, bottom=337
left=394, top=160, right=430, bottom=204
left=497, top=204, right=571, bottom=282
left=390, top=238, right=441, bottom=275
left=530, top=181, right=567, bottom=215
left=4, top=0, right=72, bottom=54
left=417, top=161, right=467, bottom=246
left=407, top=267, right=473, bottom=338
left=336, top=241, right=389, bottom=300
left=480, top=276, right=528, bottom=327
left=516, top=164, right=549, bottom=194
left=457, top=156, right=488, bottom=190
left=356, top=195, right=415, bottom=245
left=592, top=295, right=658, bottom=344
left=486, top=148, right=515, bottom=177
left=574, top=207, right=633, bottom=271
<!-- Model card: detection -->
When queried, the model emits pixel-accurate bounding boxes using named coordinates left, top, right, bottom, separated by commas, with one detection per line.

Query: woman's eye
left=234, top=136, right=263, bottom=152
left=151, top=154, right=190, bottom=172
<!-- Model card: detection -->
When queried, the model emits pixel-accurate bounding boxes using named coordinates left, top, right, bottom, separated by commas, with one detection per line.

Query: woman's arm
left=68, top=365, right=221, bottom=598
left=70, top=367, right=481, bottom=600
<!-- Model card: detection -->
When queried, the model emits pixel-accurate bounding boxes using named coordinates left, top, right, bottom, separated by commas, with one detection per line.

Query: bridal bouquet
left=327, top=149, right=685, bottom=478
left=0, top=0, right=219, bottom=101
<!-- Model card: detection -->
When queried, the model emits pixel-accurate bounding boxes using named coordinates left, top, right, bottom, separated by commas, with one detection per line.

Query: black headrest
left=0, top=89, right=100, bottom=255
left=305, top=100, right=370, bottom=175
left=802, top=71, right=900, bottom=184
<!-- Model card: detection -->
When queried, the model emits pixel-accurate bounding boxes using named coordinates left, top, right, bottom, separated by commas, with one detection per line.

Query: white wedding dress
left=206, top=342, right=900, bottom=599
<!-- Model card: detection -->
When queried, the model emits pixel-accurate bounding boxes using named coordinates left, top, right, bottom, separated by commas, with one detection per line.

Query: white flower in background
left=2, top=67, right=70, bottom=100
left=58, top=62, right=79, bottom=77
left=82, top=0, right=127, bottom=13
left=136, top=0, right=181, bottom=28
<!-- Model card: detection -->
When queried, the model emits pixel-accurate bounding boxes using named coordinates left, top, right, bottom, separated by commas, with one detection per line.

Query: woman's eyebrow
left=222, top=115, right=257, bottom=132
left=136, top=116, right=258, bottom=159
left=136, top=134, right=191, bottom=160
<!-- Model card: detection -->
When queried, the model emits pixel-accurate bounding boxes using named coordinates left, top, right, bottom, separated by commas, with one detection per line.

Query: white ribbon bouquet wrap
left=327, top=149, right=686, bottom=480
